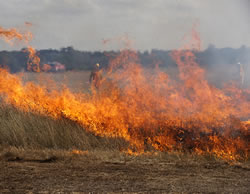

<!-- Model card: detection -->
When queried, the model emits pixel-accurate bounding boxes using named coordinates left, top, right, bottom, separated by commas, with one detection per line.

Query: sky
left=0, top=0, right=249, bottom=51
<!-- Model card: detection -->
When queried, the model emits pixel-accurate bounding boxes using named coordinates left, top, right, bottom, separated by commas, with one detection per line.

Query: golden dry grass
left=0, top=104, right=127, bottom=151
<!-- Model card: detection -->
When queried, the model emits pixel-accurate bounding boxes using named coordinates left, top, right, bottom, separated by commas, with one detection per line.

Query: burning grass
left=0, top=52, right=249, bottom=161
left=0, top=24, right=249, bottom=162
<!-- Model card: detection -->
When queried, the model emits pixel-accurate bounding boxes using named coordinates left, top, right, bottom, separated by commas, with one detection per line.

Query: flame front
left=0, top=25, right=249, bottom=161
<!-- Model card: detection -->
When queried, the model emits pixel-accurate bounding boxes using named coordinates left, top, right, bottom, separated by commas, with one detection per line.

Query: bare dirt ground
left=0, top=149, right=249, bottom=193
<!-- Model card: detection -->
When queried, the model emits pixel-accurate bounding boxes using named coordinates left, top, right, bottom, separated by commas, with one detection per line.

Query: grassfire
left=0, top=25, right=249, bottom=161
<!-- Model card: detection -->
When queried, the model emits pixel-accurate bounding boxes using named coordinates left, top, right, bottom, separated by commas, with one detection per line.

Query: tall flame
left=0, top=25, right=249, bottom=161
left=25, top=46, right=41, bottom=72
left=0, top=25, right=40, bottom=72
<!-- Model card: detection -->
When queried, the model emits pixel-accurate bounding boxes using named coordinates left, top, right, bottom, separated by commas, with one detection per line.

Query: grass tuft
left=0, top=104, right=128, bottom=151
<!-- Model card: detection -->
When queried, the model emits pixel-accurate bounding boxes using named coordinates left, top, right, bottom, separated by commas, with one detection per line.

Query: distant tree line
left=0, top=45, right=249, bottom=73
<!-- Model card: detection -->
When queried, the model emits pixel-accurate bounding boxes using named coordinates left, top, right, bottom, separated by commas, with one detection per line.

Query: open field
left=0, top=147, right=249, bottom=193
left=18, top=71, right=92, bottom=93
left=0, top=103, right=249, bottom=193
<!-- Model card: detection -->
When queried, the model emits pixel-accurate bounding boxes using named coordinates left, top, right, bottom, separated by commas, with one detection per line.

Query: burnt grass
left=0, top=104, right=249, bottom=193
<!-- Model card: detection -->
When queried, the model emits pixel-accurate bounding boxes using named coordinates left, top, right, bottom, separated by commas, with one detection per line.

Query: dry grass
left=0, top=104, right=127, bottom=151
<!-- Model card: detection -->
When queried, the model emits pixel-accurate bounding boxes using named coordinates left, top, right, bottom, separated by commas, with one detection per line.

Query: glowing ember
left=0, top=25, right=249, bottom=161
left=72, top=150, right=88, bottom=155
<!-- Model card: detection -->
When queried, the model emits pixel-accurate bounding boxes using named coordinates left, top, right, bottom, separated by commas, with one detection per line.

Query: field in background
left=0, top=70, right=249, bottom=192
left=17, top=67, right=249, bottom=93
left=18, top=71, right=92, bottom=93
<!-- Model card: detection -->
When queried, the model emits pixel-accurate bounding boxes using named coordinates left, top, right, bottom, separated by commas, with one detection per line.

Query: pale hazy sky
left=0, top=0, right=249, bottom=51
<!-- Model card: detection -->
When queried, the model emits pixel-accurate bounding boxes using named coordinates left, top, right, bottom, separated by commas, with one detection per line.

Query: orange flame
left=25, top=46, right=41, bottom=72
left=0, top=26, right=32, bottom=44
left=72, top=150, right=88, bottom=155
left=0, top=25, right=40, bottom=72
left=0, top=25, right=249, bottom=161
